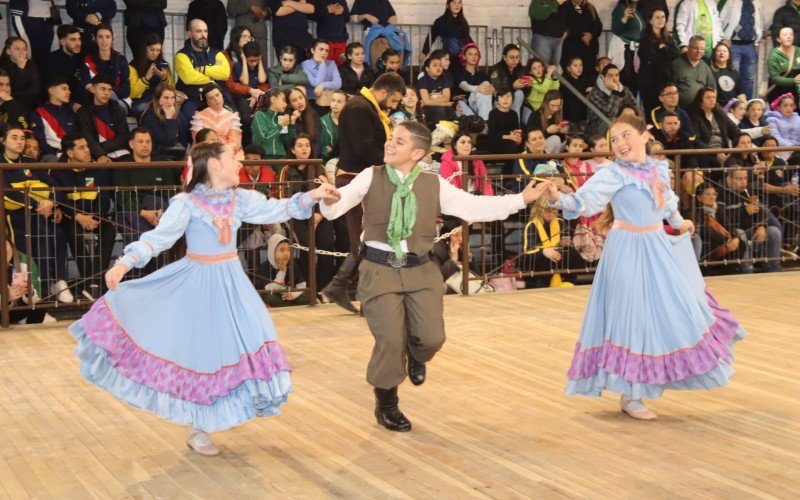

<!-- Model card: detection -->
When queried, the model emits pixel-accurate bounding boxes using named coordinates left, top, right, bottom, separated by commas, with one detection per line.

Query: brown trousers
left=358, top=259, right=446, bottom=389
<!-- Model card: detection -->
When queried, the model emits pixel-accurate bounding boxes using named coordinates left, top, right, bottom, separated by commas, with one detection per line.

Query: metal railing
left=0, top=158, right=324, bottom=327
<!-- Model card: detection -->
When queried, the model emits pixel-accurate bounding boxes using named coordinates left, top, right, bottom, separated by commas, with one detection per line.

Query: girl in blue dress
left=70, top=142, right=340, bottom=455
left=546, top=115, right=746, bottom=420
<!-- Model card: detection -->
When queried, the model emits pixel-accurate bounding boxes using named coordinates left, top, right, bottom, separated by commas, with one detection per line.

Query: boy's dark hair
left=130, top=127, right=152, bottom=138
left=90, top=73, right=114, bottom=86
left=396, top=121, right=432, bottom=154
left=380, top=48, right=400, bottom=62
left=61, top=133, right=85, bottom=153
left=459, top=115, right=485, bottom=134
left=243, top=144, right=266, bottom=157
left=242, top=41, right=262, bottom=58
left=46, top=76, right=69, bottom=89
left=495, top=86, right=512, bottom=98
left=57, top=25, right=80, bottom=39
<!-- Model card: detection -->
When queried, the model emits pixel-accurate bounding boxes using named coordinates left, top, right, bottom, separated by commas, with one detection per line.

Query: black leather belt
left=361, top=245, right=431, bottom=268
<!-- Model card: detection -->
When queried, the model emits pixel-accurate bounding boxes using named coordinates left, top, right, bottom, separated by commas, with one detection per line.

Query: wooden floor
left=1, top=273, right=799, bottom=499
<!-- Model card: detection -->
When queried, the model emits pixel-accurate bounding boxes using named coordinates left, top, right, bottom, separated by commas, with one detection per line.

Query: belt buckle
left=387, top=252, right=407, bottom=268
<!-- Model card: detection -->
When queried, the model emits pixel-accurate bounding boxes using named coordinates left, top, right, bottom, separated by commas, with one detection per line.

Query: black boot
left=407, top=351, right=426, bottom=386
left=374, top=387, right=412, bottom=432
left=321, top=254, right=359, bottom=314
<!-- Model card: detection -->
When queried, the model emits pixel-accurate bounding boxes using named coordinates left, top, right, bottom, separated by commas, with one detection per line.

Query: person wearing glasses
left=669, top=35, right=716, bottom=109
left=648, top=82, right=698, bottom=141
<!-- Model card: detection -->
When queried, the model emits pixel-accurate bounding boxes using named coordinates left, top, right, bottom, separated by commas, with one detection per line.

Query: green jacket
left=768, top=47, right=800, bottom=88
left=252, top=109, right=296, bottom=159
left=528, top=0, right=559, bottom=21
left=320, top=113, right=339, bottom=163
left=267, top=65, right=310, bottom=93
left=526, top=77, right=560, bottom=112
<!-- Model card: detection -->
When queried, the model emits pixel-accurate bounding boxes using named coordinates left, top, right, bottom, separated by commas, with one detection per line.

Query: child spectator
left=487, top=87, right=521, bottom=157
left=453, top=43, right=493, bottom=121
left=252, top=88, right=296, bottom=159
left=527, top=90, right=567, bottom=153
left=524, top=58, right=560, bottom=116
left=321, top=90, right=346, bottom=162
left=240, top=143, right=277, bottom=196
left=389, top=86, right=423, bottom=126
left=339, top=42, right=375, bottom=95
left=417, top=52, right=455, bottom=126
left=268, top=46, right=310, bottom=93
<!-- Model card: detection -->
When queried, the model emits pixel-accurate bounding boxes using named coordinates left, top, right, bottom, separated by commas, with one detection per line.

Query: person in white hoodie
left=673, top=0, right=724, bottom=56
left=718, top=0, right=764, bottom=98
left=264, top=233, right=309, bottom=307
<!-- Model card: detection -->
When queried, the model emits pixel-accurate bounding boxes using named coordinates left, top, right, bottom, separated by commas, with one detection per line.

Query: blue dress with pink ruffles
left=554, top=158, right=746, bottom=399
left=69, top=184, right=316, bottom=432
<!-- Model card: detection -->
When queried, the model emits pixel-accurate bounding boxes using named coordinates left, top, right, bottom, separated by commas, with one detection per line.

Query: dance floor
left=1, top=273, right=798, bottom=498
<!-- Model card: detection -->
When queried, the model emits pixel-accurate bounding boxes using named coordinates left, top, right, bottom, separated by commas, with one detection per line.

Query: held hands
left=105, top=262, right=129, bottom=291
left=522, top=180, right=550, bottom=204
left=545, top=181, right=561, bottom=203
left=311, top=183, right=341, bottom=203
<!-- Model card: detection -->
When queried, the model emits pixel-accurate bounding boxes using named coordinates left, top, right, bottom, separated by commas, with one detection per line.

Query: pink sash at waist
left=612, top=220, right=663, bottom=232
left=185, top=251, right=239, bottom=263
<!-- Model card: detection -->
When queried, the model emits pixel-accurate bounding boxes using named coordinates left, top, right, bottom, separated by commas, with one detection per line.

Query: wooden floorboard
left=0, top=273, right=798, bottom=499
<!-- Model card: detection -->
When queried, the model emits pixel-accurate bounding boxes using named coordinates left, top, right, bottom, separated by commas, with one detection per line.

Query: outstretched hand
left=521, top=180, right=549, bottom=204
left=544, top=181, right=561, bottom=202
left=311, top=183, right=341, bottom=203
left=105, top=262, right=129, bottom=291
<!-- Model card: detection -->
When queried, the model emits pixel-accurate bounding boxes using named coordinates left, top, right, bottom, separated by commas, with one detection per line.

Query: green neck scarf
left=385, top=164, right=421, bottom=259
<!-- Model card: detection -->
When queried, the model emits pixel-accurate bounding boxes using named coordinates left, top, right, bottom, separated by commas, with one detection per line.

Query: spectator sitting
left=174, top=19, right=231, bottom=122
left=0, top=37, right=41, bottom=115
left=724, top=131, right=761, bottom=169
left=23, top=134, right=40, bottom=162
left=5, top=239, right=57, bottom=324
left=527, top=89, right=567, bottom=153
left=670, top=35, right=716, bottom=109
left=693, top=182, right=744, bottom=261
left=191, top=82, right=243, bottom=152
left=187, top=0, right=228, bottom=50
left=720, top=166, right=782, bottom=272
left=300, top=39, right=343, bottom=112
left=740, top=98, right=770, bottom=145
left=487, top=87, right=522, bottom=157
left=430, top=224, right=479, bottom=294
left=321, top=89, right=346, bottom=162
left=80, top=24, right=130, bottom=112
left=252, top=88, right=295, bottom=159
left=560, top=56, right=592, bottom=126
left=268, top=45, right=310, bottom=93
left=489, top=44, right=528, bottom=117
left=374, top=48, right=407, bottom=83
left=520, top=198, right=577, bottom=288
left=755, top=135, right=794, bottom=212
left=43, top=25, right=84, bottom=101
left=649, top=82, right=697, bottom=141
left=524, top=58, right=560, bottom=122
left=439, top=130, right=493, bottom=195
left=231, top=40, right=269, bottom=141
left=766, top=26, right=800, bottom=102
left=76, top=73, right=131, bottom=162
left=277, top=134, right=336, bottom=289
left=417, top=52, right=456, bottom=126
left=585, top=63, right=637, bottom=137
left=264, top=233, right=309, bottom=307
left=769, top=0, right=800, bottom=45
left=139, top=83, right=190, bottom=159
left=389, top=86, right=423, bottom=126
left=585, top=134, right=611, bottom=170
left=240, top=143, right=277, bottom=196
left=51, top=134, right=115, bottom=296
left=339, top=42, right=375, bottom=95
left=453, top=43, right=493, bottom=121
left=29, top=77, right=78, bottom=160
left=650, top=110, right=699, bottom=168
left=764, top=93, right=800, bottom=148
left=688, top=86, right=740, bottom=174
left=561, top=135, right=588, bottom=191
left=312, top=0, right=350, bottom=66
left=287, top=86, right=323, bottom=158
left=129, top=33, right=176, bottom=117
left=0, top=69, right=29, bottom=130
left=709, top=42, right=745, bottom=106
left=268, top=0, right=314, bottom=57
left=515, top=129, right=551, bottom=180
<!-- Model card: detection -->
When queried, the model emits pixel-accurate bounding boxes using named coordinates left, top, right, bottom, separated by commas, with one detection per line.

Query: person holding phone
left=129, top=33, right=175, bottom=116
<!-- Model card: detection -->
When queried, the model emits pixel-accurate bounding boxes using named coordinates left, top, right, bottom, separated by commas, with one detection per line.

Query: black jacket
left=339, top=63, right=376, bottom=95
left=770, top=0, right=800, bottom=45
left=689, top=108, right=741, bottom=149
left=76, top=103, right=131, bottom=159
left=337, top=94, right=387, bottom=173
left=186, top=0, right=228, bottom=51
left=123, top=0, right=167, bottom=29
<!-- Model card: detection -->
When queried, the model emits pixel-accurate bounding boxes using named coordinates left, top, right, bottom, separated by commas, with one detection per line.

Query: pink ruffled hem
left=79, top=297, right=292, bottom=405
left=567, top=290, right=743, bottom=385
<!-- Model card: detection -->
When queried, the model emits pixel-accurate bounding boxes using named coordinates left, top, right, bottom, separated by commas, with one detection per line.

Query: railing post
left=0, top=168, right=10, bottom=328
left=307, top=171, right=317, bottom=307
left=460, top=168, right=470, bottom=296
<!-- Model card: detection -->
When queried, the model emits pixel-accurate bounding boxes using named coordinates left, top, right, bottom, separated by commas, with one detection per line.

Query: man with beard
left=174, top=19, right=231, bottom=122
left=43, top=25, right=84, bottom=102
left=320, top=72, right=405, bottom=313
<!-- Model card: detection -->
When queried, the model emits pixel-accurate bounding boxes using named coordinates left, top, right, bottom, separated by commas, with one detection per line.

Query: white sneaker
left=620, top=395, right=658, bottom=420
left=186, top=428, right=220, bottom=456
left=50, top=280, right=74, bottom=303
left=42, top=313, right=57, bottom=324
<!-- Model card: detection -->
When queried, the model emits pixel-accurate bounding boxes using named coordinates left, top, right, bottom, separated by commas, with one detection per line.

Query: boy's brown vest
left=362, top=165, right=442, bottom=256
